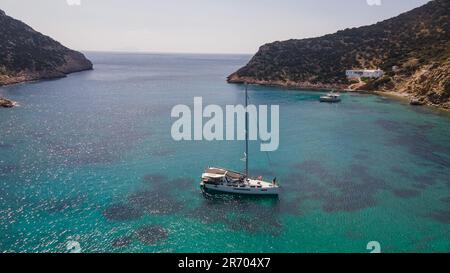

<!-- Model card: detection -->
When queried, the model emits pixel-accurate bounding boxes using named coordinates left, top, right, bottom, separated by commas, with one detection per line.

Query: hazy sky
left=0, top=0, right=430, bottom=54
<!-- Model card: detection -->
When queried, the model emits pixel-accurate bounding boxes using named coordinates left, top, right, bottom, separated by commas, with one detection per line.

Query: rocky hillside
left=228, top=0, right=450, bottom=109
left=0, top=9, right=92, bottom=86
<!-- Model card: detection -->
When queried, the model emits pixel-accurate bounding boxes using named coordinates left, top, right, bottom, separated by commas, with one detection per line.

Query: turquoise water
left=0, top=52, right=449, bottom=253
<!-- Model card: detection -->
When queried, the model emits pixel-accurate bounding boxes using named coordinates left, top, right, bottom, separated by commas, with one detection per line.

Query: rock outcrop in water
left=0, top=9, right=93, bottom=87
left=228, top=0, right=450, bottom=109
left=0, top=97, right=15, bottom=108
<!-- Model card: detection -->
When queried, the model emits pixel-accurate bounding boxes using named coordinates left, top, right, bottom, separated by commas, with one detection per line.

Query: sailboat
left=200, top=84, right=280, bottom=196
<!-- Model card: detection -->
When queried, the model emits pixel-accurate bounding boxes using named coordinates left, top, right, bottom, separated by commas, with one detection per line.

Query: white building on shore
left=346, top=69, right=384, bottom=79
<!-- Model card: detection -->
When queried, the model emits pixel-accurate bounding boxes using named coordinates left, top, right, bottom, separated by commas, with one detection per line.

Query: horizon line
left=80, top=50, right=254, bottom=56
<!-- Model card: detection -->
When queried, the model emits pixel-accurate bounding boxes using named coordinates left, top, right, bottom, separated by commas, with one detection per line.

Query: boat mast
left=245, top=83, right=249, bottom=178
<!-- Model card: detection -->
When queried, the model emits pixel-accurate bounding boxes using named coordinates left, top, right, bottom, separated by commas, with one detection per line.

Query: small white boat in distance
left=320, top=91, right=341, bottom=103
left=201, top=167, right=280, bottom=196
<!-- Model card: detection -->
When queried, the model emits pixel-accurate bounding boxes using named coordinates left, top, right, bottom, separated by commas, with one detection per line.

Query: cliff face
left=228, top=0, right=450, bottom=109
left=0, top=9, right=93, bottom=86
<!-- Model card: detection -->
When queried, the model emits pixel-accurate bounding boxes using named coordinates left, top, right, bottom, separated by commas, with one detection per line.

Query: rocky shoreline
left=227, top=75, right=450, bottom=112
left=227, top=75, right=347, bottom=91
left=0, top=64, right=93, bottom=87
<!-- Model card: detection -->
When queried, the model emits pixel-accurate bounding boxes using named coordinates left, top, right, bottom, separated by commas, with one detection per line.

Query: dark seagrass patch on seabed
left=330, top=164, right=389, bottom=211
left=39, top=195, right=87, bottom=213
left=390, top=166, right=439, bottom=189
left=112, top=235, right=134, bottom=248
left=353, top=152, right=369, bottom=161
left=282, top=171, right=325, bottom=197
left=375, top=119, right=436, bottom=134
left=392, top=188, right=421, bottom=199
left=103, top=174, right=192, bottom=224
left=187, top=195, right=283, bottom=236
left=111, top=225, right=169, bottom=248
left=377, top=118, right=450, bottom=174
left=390, top=166, right=411, bottom=177
left=415, top=123, right=435, bottom=131
left=225, top=215, right=282, bottom=235
left=295, top=160, right=334, bottom=181
left=126, top=174, right=189, bottom=215
left=103, top=203, right=143, bottom=221
left=412, top=230, right=450, bottom=252
left=426, top=210, right=450, bottom=224
left=376, top=119, right=450, bottom=169
left=128, top=190, right=183, bottom=215
left=375, top=119, right=403, bottom=132
left=277, top=195, right=305, bottom=216
left=142, top=174, right=194, bottom=192
left=388, top=131, right=450, bottom=169
left=142, top=174, right=167, bottom=184
left=321, top=193, right=377, bottom=213
left=412, top=175, right=437, bottom=189
left=0, top=164, right=18, bottom=176
left=441, top=196, right=450, bottom=204
left=134, top=225, right=169, bottom=246
left=0, top=143, right=13, bottom=149
left=290, top=161, right=389, bottom=213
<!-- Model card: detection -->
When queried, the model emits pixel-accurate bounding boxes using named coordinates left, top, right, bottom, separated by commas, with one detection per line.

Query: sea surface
left=0, top=52, right=449, bottom=253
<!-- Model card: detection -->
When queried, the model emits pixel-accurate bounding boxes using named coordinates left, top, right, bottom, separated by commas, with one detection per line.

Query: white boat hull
left=320, top=97, right=341, bottom=103
left=201, top=182, right=280, bottom=196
